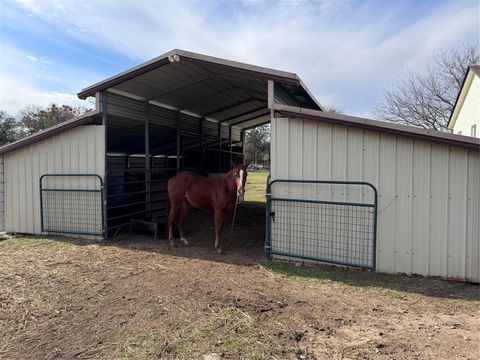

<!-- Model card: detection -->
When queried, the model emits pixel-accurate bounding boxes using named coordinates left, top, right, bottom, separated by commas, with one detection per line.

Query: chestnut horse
left=167, top=162, right=248, bottom=253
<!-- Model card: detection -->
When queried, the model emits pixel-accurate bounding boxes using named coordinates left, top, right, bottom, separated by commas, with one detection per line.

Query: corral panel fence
left=40, top=174, right=104, bottom=236
left=266, top=179, right=377, bottom=270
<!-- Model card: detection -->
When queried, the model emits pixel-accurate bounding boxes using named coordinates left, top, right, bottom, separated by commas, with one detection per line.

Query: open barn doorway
left=103, top=103, right=245, bottom=238
left=76, top=49, right=321, bottom=247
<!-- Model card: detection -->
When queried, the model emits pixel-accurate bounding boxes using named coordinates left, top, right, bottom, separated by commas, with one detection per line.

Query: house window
left=471, top=124, right=477, bottom=137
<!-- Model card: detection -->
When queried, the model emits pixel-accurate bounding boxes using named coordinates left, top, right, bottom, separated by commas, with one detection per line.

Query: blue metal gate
left=266, top=179, right=377, bottom=270
left=40, top=174, right=105, bottom=236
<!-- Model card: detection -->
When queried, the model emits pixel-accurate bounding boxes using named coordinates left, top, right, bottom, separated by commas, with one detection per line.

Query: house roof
left=448, top=65, right=480, bottom=129
left=273, top=103, right=480, bottom=151
left=0, top=110, right=101, bottom=155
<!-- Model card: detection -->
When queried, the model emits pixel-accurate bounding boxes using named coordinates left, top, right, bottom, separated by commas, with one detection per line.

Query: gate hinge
left=269, top=211, right=275, bottom=222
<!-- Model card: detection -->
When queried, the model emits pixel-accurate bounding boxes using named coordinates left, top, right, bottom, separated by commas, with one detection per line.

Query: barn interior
left=78, top=50, right=321, bottom=236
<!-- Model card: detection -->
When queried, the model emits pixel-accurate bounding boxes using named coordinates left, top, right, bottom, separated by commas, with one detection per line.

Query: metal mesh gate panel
left=266, top=180, right=377, bottom=270
left=40, top=174, right=104, bottom=236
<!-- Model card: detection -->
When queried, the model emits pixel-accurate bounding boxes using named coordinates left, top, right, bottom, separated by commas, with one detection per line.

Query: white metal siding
left=4, top=126, right=105, bottom=237
left=271, top=116, right=480, bottom=282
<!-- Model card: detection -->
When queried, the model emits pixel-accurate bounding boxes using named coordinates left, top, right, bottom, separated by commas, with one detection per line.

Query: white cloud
left=4, top=0, right=480, bottom=116
left=0, top=43, right=92, bottom=114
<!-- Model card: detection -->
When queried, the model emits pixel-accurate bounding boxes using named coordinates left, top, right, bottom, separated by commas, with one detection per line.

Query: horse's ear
left=230, top=161, right=237, bottom=169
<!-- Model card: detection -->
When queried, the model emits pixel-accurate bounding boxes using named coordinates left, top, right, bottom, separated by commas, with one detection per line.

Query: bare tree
left=244, top=124, right=270, bottom=168
left=322, top=104, right=342, bottom=114
left=0, top=111, right=19, bottom=145
left=18, top=103, right=83, bottom=136
left=373, top=42, right=479, bottom=131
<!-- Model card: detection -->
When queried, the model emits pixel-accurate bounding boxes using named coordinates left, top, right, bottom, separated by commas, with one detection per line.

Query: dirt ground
left=0, top=202, right=479, bottom=360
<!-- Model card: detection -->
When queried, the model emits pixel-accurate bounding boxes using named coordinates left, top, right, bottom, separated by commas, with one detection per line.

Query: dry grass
left=1, top=231, right=479, bottom=360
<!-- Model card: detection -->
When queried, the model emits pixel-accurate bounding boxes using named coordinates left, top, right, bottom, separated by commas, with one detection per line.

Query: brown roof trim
left=273, top=103, right=480, bottom=151
left=0, top=110, right=100, bottom=155
left=78, top=49, right=305, bottom=100
left=470, top=65, right=480, bottom=77
left=448, top=65, right=480, bottom=129
left=78, top=56, right=171, bottom=99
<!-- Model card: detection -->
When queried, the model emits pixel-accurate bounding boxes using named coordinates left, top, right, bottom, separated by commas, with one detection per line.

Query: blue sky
left=0, top=0, right=478, bottom=117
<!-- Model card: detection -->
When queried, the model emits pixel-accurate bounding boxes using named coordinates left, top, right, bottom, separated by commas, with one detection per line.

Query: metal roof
left=78, top=49, right=322, bottom=130
left=0, top=110, right=101, bottom=155
left=274, top=103, right=480, bottom=151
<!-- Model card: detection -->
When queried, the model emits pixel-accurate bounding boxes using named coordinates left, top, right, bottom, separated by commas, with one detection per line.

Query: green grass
left=173, top=307, right=279, bottom=359
left=0, top=237, right=75, bottom=251
left=244, top=171, right=268, bottom=202
left=120, top=332, right=163, bottom=360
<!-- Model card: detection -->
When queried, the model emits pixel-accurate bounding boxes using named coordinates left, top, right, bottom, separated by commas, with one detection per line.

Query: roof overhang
left=78, top=49, right=322, bottom=131
left=274, top=103, right=480, bottom=151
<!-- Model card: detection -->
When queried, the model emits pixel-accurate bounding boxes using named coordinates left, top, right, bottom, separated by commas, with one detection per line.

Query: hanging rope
left=228, top=194, right=240, bottom=245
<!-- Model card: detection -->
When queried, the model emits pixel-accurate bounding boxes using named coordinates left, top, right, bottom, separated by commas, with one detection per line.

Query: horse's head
left=230, top=161, right=249, bottom=198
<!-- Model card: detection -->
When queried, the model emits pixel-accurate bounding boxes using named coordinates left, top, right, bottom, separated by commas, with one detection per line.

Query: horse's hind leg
left=178, top=200, right=189, bottom=246
left=167, top=203, right=179, bottom=247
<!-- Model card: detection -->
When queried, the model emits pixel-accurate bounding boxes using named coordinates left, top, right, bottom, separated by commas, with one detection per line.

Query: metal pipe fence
left=105, top=168, right=175, bottom=236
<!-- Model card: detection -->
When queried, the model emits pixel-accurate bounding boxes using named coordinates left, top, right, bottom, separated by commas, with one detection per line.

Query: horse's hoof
left=180, top=238, right=189, bottom=246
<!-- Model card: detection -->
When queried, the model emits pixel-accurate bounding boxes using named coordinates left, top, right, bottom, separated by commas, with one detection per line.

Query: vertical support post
left=265, top=174, right=271, bottom=258
left=145, top=101, right=151, bottom=218
left=229, top=126, right=232, bottom=165
left=240, top=130, right=245, bottom=163
left=176, top=111, right=181, bottom=173
left=101, top=91, right=108, bottom=238
left=270, top=108, right=274, bottom=172
left=218, top=122, right=222, bottom=172
left=199, top=117, right=204, bottom=173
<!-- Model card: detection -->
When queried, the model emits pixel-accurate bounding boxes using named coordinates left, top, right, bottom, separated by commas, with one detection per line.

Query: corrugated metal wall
left=0, top=156, right=4, bottom=231
left=3, top=125, right=105, bottom=236
left=106, top=92, right=242, bottom=143
left=271, top=116, right=480, bottom=282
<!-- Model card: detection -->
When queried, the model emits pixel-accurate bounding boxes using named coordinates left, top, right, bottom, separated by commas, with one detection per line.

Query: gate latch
left=270, top=211, right=275, bottom=222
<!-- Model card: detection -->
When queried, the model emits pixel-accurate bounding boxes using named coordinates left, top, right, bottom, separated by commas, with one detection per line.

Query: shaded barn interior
left=77, top=50, right=321, bottom=236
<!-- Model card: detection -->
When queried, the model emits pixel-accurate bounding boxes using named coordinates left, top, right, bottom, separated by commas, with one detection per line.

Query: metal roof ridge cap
left=175, top=50, right=299, bottom=81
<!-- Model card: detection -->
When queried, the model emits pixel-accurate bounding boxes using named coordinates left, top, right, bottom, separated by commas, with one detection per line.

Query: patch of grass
left=0, top=237, right=75, bottom=251
left=244, top=171, right=268, bottom=203
left=174, top=307, right=279, bottom=359
left=120, top=332, right=163, bottom=360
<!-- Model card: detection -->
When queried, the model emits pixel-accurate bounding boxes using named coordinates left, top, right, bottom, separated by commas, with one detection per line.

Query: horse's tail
left=165, top=186, right=171, bottom=237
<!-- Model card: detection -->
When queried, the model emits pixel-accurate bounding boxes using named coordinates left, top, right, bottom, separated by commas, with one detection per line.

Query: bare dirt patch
left=0, top=202, right=479, bottom=359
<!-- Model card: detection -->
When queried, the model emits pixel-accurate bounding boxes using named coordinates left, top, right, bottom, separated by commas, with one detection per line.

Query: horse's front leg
left=214, top=209, right=226, bottom=254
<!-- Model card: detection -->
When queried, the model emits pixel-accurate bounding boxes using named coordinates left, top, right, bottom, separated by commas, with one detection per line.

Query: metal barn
left=267, top=104, right=480, bottom=283
left=0, top=49, right=320, bottom=239
left=0, top=49, right=478, bottom=282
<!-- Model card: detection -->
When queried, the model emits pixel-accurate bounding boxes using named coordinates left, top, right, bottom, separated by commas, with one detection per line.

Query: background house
left=448, top=65, right=480, bottom=138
